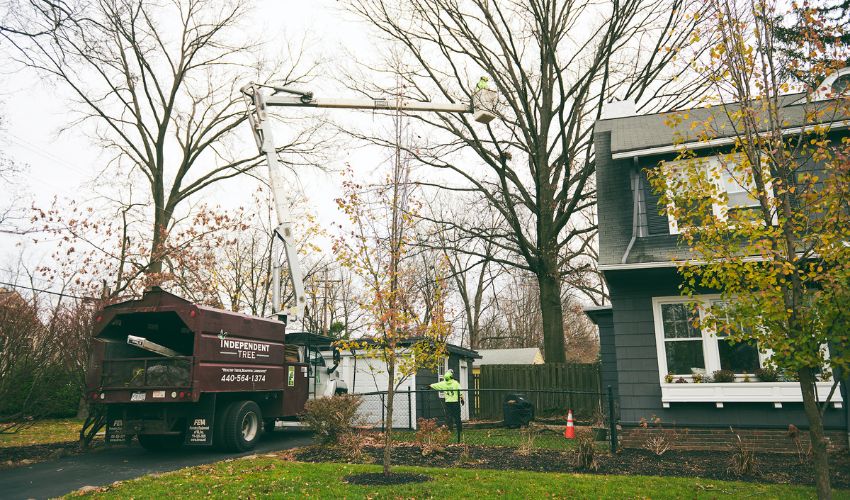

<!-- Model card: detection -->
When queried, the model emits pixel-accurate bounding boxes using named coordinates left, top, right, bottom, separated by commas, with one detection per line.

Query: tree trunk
left=147, top=204, right=172, bottom=277
left=798, top=368, right=832, bottom=499
left=383, top=356, right=395, bottom=475
left=537, top=270, right=566, bottom=363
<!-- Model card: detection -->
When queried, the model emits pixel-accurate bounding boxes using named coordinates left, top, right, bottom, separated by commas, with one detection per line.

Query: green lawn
left=75, top=457, right=848, bottom=499
left=0, top=419, right=87, bottom=448
left=393, top=427, right=592, bottom=451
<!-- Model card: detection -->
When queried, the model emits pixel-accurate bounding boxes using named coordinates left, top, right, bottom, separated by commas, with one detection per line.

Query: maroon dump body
left=86, top=289, right=309, bottom=450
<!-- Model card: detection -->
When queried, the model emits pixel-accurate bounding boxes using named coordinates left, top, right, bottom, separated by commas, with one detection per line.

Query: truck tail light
left=90, top=392, right=98, bottom=400
left=179, top=391, right=186, bottom=399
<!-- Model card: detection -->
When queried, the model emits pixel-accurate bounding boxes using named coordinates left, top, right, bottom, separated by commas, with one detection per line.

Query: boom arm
left=241, top=83, right=496, bottom=320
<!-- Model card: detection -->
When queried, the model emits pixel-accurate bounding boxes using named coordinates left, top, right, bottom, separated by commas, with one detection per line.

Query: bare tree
left=2, top=0, right=319, bottom=277
left=344, top=0, right=707, bottom=362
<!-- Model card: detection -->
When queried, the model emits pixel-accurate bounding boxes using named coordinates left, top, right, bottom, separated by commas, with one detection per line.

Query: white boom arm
left=242, top=83, right=496, bottom=320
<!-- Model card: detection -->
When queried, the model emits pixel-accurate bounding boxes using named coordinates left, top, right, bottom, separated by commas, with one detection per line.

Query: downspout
left=621, top=157, right=641, bottom=264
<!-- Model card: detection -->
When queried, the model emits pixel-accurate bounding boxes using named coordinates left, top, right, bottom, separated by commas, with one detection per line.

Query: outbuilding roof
left=472, top=347, right=543, bottom=368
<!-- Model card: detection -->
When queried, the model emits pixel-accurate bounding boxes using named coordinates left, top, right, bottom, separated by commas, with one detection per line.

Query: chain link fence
left=352, top=386, right=619, bottom=452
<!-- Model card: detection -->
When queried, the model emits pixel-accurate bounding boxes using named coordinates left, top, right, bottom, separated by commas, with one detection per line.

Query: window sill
left=660, top=381, right=843, bottom=408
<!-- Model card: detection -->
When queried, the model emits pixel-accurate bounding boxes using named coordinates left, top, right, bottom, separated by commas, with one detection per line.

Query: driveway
left=0, top=430, right=313, bottom=499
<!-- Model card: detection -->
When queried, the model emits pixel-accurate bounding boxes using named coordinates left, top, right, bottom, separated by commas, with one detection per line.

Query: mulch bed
left=296, top=443, right=850, bottom=488
left=345, top=472, right=432, bottom=485
left=0, top=439, right=105, bottom=469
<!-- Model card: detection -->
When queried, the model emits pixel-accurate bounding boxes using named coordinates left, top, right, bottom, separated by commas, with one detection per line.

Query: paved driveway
left=0, top=430, right=313, bottom=499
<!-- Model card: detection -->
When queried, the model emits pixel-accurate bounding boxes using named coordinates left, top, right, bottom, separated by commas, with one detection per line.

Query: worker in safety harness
left=430, top=369, right=463, bottom=442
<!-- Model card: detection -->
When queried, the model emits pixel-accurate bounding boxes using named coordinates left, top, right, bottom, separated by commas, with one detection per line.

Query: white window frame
left=663, top=153, right=775, bottom=235
left=652, top=295, right=843, bottom=407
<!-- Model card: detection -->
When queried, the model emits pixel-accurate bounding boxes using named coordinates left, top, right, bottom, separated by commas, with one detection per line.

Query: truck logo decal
left=219, top=338, right=271, bottom=359
left=220, top=367, right=268, bottom=383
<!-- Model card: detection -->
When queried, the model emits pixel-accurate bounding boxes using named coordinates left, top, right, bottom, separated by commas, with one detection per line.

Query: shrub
left=713, top=369, right=735, bottom=383
left=300, top=394, right=362, bottom=445
left=517, top=425, right=538, bottom=456
left=336, top=431, right=372, bottom=463
left=754, top=367, right=779, bottom=382
left=574, top=431, right=598, bottom=470
left=638, top=415, right=673, bottom=456
left=727, top=428, right=758, bottom=476
left=414, top=418, right=450, bottom=456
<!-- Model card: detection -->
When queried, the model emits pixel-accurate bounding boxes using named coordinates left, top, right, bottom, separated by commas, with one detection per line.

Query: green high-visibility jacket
left=430, top=379, right=461, bottom=402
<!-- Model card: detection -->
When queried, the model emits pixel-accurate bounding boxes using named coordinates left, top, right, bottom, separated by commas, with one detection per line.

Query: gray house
left=587, top=69, right=850, bottom=450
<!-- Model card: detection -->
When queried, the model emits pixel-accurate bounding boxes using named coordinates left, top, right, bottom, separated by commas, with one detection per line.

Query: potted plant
left=713, top=369, right=735, bottom=383
left=590, top=405, right=608, bottom=441
left=754, top=367, right=779, bottom=382
left=664, top=373, right=674, bottom=383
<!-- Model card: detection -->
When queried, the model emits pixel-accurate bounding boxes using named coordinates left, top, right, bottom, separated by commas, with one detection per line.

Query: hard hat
left=444, top=369, right=453, bottom=380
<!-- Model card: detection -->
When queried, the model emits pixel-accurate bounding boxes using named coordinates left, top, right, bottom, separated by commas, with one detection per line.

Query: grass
left=393, top=427, right=591, bottom=451
left=0, top=418, right=86, bottom=448
left=74, top=456, right=848, bottom=499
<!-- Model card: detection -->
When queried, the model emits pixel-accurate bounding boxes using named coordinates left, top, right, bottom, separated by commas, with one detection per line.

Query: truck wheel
left=137, top=433, right=184, bottom=451
left=221, top=401, right=263, bottom=452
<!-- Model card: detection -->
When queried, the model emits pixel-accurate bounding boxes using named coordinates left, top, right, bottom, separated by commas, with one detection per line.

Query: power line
left=0, top=280, right=99, bottom=300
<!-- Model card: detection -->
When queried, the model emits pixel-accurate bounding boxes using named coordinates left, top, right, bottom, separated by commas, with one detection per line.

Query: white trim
left=599, top=261, right=679, bottom=271
left=662, top=381, right=843, bottom=405
left=611, top=120, right=850, bottom=160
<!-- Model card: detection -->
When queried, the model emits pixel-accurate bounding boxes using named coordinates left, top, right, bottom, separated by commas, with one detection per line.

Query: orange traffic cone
left=564, top=409, right=575, bottom=439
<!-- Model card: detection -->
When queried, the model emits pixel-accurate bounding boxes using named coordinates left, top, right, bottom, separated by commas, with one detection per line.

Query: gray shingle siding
left=595, top=130, right=637, bottom=266
left=605, top=267, right=845, bottom=429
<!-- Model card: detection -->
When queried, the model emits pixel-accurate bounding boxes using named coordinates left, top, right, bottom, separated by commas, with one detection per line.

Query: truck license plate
left=130, top=392, right=146, bottom=402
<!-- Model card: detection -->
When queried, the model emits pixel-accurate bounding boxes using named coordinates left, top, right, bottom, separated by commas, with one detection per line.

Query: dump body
left=86, top=289, right=309, bottom=449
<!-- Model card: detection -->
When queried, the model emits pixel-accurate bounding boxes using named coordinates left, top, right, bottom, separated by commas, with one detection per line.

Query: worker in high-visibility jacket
left=430, top=369, right=463, bottom=442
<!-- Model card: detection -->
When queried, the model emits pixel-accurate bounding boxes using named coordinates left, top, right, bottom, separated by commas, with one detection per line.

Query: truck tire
left=137, top=433, right=184, bottom=452
left=221, top=400, right=263, bottom=452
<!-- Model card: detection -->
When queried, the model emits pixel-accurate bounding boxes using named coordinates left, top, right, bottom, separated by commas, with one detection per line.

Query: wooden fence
left=476, top=363, right=603, bottom=422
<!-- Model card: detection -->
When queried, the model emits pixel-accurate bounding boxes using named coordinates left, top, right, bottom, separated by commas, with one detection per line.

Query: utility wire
left=0, top=280, right=99, bottom=300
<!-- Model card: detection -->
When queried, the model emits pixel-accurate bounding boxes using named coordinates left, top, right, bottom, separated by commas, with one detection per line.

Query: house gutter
left=611, top=121, right=850, bottom=160
left=621, top=157, right=641, bottom=264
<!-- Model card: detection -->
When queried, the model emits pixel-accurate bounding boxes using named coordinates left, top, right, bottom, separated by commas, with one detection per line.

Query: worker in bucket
left=430, top=369, right=463, bottom=442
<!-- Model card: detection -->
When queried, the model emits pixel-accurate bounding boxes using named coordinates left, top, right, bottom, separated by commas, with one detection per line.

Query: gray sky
left=0, top=0, right=396, bottom=267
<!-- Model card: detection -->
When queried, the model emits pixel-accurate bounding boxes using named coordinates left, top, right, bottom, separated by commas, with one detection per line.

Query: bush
left=414, top=418, right=450, bottom=456
left=0, top=363, right=81, bottom=423
left=727, top=428, right=758, bottom=476
left=300, top=394, right=362, bottom=445
left=336, top=431, right=372, bottom=463
left=755, top=367, right=779, bottom=382
left=713, top=369, right=735, bottom=383
left=574, top=431, right=598, bottom=470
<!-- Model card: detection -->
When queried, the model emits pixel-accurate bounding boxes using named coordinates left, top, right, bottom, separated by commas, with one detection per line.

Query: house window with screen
left=663, top=153, right=770, bottom=234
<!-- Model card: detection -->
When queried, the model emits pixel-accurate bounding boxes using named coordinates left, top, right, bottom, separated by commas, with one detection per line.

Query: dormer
left=812, top=66, right=850, bottom=101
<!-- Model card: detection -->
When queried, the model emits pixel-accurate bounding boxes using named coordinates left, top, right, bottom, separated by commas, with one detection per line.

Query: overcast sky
left=0, top=0, right=404, bottom=270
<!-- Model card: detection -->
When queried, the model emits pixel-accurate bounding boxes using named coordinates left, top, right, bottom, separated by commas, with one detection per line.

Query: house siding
left=605, top=267, right=845, bottom=429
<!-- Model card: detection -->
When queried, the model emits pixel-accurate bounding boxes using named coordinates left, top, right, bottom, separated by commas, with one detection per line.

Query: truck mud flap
left=185, top=394, right=216, bottom=446
left=105, top=406, right=128, bottom=444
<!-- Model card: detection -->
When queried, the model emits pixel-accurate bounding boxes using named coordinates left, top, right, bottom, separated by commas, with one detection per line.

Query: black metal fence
left=352, top=386, right=619, bottom=452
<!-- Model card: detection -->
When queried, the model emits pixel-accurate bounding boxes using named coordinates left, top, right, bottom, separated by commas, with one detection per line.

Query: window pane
left=661, top=303, right=701, bottom=339
left=718, top=339, right=760, bottom=373
left=721, top=165, right=759, bottom=208
left=665, top=340, right=705, bottom=374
